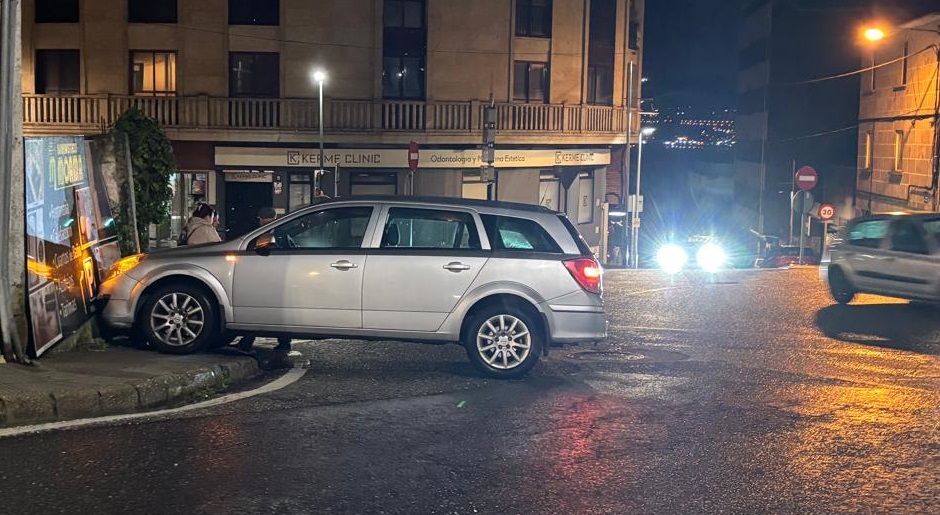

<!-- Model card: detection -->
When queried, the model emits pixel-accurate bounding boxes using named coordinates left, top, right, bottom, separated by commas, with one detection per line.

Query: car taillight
left=564, top=257, right=602, bottom=294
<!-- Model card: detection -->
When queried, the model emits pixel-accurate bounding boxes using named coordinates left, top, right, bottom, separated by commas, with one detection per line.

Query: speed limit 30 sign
left=818, top=203, right=836, bottom=221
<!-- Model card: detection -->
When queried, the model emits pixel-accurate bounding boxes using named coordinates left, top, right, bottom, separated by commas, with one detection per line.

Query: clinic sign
left=217, top=147, right=611, bottom=169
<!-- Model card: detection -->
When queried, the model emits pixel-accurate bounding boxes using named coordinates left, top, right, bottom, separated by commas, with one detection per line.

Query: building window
left=36, top=0, right=79, bottom=23
left=383, top=0, right=424, bottom=28
left=128, top=0, right=177, bottom=23
left=229, top=52, right=279, bottom=97
left=516, top=0, right=552, bottom=38
left=587, top=0, right=615, bottom=106
left=35, top=49, right=80, bottom=94
left=382, top=0, right=426, bottom=100
left=229, top=0, right=279, bottom=25
left=539, top=173, right=560, bottom=210
left=628, top=0, right=640, bottom=50
left=587, top=66, right=613, bottom=105
left=131, top=51, right=177, bottom=95
left=462, top=172, right=488, bottom=200
left=383, top=57, right=424, bottom=99
left=864, top=131, right=873, bottom=169
left=513, top=61, right=549, bottom=103
left=901, top=42, right=909, bottom=85
left=577, top=172, right=594, bottom=224
left=350, top=172, right=397, bottom=196
left=894, top=130, right=904, bottom=172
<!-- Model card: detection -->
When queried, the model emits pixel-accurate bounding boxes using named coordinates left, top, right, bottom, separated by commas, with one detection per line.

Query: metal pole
left=0, top=0, right=17, bottom=360
left=788, top=160, right=795, bottom=245
left=633, top=133, right=644, bottom=269
left=317, top=79, right=324, bottom=194
left=798, top=209, right=806, bottom=265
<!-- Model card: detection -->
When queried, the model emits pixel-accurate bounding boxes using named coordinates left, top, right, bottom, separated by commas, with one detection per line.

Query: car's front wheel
left=828, top=267, right=856, bottom=305
left=140, top=283, right=219, bottom=354
left=464, top=305, right=543, bottom=379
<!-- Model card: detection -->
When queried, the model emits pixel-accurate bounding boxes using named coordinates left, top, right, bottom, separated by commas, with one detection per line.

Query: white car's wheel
left=140, top=283, right=219, bottom=354
left=464, top=305, right=543, bottom=379
left=828, top=267, right=856, bottom=305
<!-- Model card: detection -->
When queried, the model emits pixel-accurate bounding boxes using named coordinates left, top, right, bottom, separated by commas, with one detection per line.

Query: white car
left=828, top=213, right=940, bottom=304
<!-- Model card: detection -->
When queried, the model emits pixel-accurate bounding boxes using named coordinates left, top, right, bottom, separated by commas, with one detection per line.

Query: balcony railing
left=22, top=94, right=631, bottom=135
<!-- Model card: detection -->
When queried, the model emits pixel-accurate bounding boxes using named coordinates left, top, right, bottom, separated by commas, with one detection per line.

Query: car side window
left=480, top=214, right=562, bottom=253
left=847, top=219, right=889, bottom=249
left=381, top=208, right=481, bottom=250
left=889, top=220, right=929, bottom=255
left=257, top=207, right=373, bottom=250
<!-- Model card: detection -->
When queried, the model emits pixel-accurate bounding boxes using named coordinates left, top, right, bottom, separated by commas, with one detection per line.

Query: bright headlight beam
left=657, top=244, right=688, bottom=275
left=696, top=243, right=726, bottom=273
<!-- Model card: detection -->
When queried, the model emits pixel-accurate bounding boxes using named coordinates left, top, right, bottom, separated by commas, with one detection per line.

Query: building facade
left=857, top=14, right=940, bottom=214
left=21, top=0, right=644, bottom=256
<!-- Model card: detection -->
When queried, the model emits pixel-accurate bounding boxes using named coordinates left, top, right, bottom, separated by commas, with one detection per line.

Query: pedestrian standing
left=180, top=203, right=222, bottom=246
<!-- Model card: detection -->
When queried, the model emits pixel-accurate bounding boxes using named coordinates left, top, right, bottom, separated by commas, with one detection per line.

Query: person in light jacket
left=181, top=203, right=222, bottom=246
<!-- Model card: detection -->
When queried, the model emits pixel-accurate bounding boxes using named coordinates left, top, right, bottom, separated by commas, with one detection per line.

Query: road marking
left=622, top=287, right=677, bottom=296
left=0, top=368, right=308, bottom=439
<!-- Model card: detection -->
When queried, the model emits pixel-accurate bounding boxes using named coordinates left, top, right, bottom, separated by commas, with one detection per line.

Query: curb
left=0, top=356, right=264, bottom=428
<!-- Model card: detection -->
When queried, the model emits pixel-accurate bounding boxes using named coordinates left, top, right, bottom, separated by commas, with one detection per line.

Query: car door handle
left=443, top=262, right=472, bottom=272
left=330, top=260, right=358, bottom=270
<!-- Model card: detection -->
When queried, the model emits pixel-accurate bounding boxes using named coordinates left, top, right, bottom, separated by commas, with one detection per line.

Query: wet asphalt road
left=2, top=268, right=940, bottom=514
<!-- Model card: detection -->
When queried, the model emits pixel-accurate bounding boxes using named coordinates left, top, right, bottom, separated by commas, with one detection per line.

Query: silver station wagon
left=99, top=197, right=606, bottom=378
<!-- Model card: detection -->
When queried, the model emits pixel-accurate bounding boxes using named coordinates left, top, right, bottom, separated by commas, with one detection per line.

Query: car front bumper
left=97, top=274, right=140, bottom=329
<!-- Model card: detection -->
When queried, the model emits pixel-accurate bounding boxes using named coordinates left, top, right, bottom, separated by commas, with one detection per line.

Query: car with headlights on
left=656, top=234, right=731, bottom=274
left=828, top=213, right=940, bottom=304
left=97, top=196, right=606, bottom=379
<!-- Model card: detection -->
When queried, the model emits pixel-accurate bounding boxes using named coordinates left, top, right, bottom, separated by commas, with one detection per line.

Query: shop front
left=211, top=146, right=611, bottom=253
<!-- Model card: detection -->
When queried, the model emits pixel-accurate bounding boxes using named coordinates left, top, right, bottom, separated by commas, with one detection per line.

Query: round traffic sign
left=408, top=141, right=420, bottom=172
left=795, top=166, right=818, bottom=191
left=818, top=203, right=836, bottom=221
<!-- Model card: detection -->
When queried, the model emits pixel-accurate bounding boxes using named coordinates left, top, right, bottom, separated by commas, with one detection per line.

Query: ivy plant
left=110, top=109, right=176, bottom=252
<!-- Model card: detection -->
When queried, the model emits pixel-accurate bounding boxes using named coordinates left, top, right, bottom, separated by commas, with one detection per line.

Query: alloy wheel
left=149, top=292, right=206, bottom=347
left=476, top=314, right=532, bottom=370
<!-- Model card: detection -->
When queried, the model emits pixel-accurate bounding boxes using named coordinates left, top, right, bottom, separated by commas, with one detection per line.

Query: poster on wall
left=24, top=137, right=119, bottom=356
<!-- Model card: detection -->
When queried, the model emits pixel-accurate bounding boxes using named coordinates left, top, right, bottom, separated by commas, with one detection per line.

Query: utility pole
left=0, top=0, right=29, bottom=363
left=482, top=102, right=497, bottom=200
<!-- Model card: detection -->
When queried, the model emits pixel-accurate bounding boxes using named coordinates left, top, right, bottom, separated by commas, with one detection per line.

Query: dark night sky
left=643, top=0, right=740, bottom=110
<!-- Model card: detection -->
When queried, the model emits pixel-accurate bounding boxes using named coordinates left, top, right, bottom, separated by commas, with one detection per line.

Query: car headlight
left=696, top=243, right=726, bottom=273
left=657, top=244, right=688, bottom=274
left=104, top=254, right=144, bottom=282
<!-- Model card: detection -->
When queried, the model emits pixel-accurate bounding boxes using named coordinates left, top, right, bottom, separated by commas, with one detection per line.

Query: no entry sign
left=795, top=166, right=818, bottom=191
left=408, top=141, right=419, bottom=172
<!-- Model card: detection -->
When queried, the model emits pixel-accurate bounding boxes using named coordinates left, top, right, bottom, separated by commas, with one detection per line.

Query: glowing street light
left=863, top=27, right=886, bottom=42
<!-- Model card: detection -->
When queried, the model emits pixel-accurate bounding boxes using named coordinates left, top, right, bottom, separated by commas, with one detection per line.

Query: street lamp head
left=312, top=70, right=327, bottom=83
left=863, top=27, right=886, bottom=42
left=641, top=127, right=656, bottom=136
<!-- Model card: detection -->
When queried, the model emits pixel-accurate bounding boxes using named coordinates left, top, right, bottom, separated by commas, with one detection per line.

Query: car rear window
left=480, top=215, right=561, bottom=253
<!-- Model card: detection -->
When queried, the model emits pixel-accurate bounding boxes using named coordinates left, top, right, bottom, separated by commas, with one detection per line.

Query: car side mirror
left=254, top=233, right=277, bottom=256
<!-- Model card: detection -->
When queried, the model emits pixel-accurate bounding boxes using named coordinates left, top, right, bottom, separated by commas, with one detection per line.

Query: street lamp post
left=312, top=70, right=326, bottom=195
left=633, top=127, right=656, bottom=268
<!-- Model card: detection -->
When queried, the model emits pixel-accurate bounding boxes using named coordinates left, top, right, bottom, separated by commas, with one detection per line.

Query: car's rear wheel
left=140, top=283, right=219, bottom=355
left=828, top=267, right=855, bottom=305
left=464, top=305, right=543, bottom=379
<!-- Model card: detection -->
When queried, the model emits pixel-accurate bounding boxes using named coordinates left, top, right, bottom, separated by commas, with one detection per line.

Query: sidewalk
left=0, top=346, right=264, bottom=428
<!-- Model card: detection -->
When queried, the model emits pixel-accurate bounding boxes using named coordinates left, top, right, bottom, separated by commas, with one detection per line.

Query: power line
left=789, top=44, right=937, bottom=85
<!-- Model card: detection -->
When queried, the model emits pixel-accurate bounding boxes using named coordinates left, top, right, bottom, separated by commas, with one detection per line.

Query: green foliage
left=110, top=109, right=176, bottom=251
